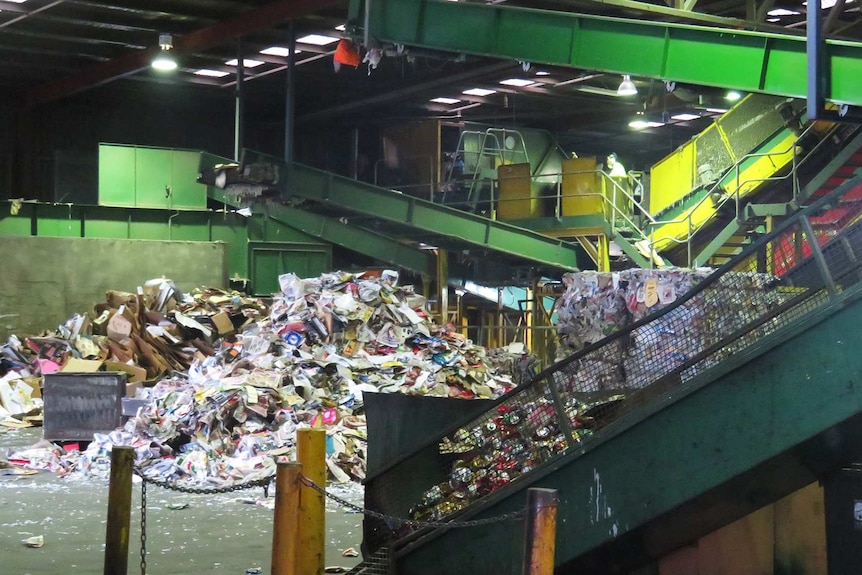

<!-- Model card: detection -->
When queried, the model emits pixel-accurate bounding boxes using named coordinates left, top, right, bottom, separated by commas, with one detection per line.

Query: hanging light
left=617, top=74, right=637, bottom=96
left=152, top=33, right=177, bottom=72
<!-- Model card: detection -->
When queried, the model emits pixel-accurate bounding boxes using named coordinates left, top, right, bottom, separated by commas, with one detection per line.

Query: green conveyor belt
left=237, top=151, right=583, bottom=272
left=364, top=176, right=862, bottom=574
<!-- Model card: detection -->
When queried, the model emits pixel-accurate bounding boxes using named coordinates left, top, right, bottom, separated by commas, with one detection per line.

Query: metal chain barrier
left=133, top=468, right=275, bottom=575
left=140, top=479, right=147, bottom=575
left=299, top=475, right=525, bottom=529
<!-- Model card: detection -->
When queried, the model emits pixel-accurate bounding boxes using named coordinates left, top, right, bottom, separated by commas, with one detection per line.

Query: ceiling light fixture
left=767, top=8, right=801, bottom=15
left=260, top=46, right=300, bottom=57
left=725, top=90, right=743, bottom=102
left=617, top=75, right=638, bottom=96
left=431, top=97, right=461, bottom=104
left=297, top=34, right=340, bottom=46
left=671, top=113, right=701, bottom=121
left=629, top=119, right=665, bottom=129
left=225, top=58, right=265, bottom=68
left=535, top=71, right=551, bottom=76
left=706, top=107, right=729, bottom=114
left=151, top=33, right=178, bottom=72
left=194, top=69, right=230, bottom=78
left=463, top=88, right=497, bottom=96
left=499, top=78, right=535, bottom=87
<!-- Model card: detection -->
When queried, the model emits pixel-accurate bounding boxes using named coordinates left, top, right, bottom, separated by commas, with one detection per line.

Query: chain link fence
left=363, top=174, right=862, bottom=554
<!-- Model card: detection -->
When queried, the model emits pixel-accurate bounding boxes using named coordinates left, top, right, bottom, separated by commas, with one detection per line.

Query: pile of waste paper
left=3, top=271, right=530, bottom=487
left=554, top=268, right=714, bottom=359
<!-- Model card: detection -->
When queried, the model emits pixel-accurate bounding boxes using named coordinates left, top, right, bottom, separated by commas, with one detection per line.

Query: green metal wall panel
left=364, top=0, right=862, bottom=104
left=129, top=212, right=171, bottom=240
left=35, top=205, right=83, bottom=237
left=211, top=215, right=250, bottom=279
left=98, top=145, right=136, bottom=207
left=166, top=212, right=211, bottom=242
left=169, top=150, right=207, bottom=210
left=82, top=207, right=130, bottom=239
left=250, top=243, right=331, bottom=296
left=135, top=147, right=173, bottom=209
left=0, top=203, right=34, bottom=236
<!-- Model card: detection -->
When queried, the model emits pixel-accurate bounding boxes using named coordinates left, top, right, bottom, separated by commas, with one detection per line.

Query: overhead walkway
left=360, top=175, right=862, bottom=574
left=356, top=0, right=862, bottom=106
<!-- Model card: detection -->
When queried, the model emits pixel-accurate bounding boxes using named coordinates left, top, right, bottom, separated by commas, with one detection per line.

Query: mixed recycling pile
left=410, top=267, right=792, bottom=521
left=1, top=272, right=529, bottom=486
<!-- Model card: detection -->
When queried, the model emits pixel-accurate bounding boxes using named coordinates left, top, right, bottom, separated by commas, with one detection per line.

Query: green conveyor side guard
left=364, top=174, right=862, bottom=574
left=359, top=0, right=862, bottom=105
left=237, top=150, right=582, bottom=272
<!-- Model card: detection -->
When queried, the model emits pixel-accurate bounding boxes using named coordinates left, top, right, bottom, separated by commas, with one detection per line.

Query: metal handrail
left=642, top=121, right=843, bottom=266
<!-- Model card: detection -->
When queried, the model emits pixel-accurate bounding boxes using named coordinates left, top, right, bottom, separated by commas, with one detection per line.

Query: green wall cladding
left=98, top=143, right=209, bottom=210
left=0, top=201, right=331, bottom=293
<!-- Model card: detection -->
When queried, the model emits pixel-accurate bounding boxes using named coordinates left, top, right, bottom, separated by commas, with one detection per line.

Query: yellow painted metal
left=272, top=462, right=301, bottom=575
left=647, top=130, right=797, bottom=253
left=437, top=248, right=449, bottom=325
left=574, top=236, right=599, bottom=267
left=597, top=234, right=610, bottom=272
left=498, top=163, right=542, bottom=220
left=574, top=235, right=610, bottom=271
left=561, top=157, right=602, bottom=217
left=297, top=429, right=326, bottom=575
left=719, top=131, right=797, bottom=197
left=650, top=137, right=696, bottom=214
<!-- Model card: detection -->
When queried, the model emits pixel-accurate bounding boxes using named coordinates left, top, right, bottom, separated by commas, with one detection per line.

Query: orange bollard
left=522, top=488, right=559, bottom=575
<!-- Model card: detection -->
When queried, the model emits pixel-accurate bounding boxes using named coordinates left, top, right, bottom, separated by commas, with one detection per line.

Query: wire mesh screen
left=717, top=94, right=793, bottom=161
left=695, top=123, right=735, bottom=187
left=364, top=175, right=862, bottom=553
left=346, top=546, right=392, bottom=575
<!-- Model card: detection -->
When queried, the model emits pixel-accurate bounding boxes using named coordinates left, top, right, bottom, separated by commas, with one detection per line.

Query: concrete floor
left=1, top=427, right=364, bottom=575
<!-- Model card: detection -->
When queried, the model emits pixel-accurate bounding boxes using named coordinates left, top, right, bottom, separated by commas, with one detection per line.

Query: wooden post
left=104, top=446, right=135, bottom=575
left=522, top=488, right=559, bottom=575
left=297, top=428, right=326, bottom=575
left=272, top=462, right=302, bottom=575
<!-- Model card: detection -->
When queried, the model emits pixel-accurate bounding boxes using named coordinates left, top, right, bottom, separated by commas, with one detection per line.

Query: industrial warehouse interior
left=2, top=0, right=862, bottom=574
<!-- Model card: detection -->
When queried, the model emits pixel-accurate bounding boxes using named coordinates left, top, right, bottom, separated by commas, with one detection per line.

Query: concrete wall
left=0, top=236, right=227, bottom=338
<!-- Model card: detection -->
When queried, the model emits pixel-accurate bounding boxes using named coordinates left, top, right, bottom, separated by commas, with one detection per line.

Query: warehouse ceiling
left=1, top=0, right=860, bottom=165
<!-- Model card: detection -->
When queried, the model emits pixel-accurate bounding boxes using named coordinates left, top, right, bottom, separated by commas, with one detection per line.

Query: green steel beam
left=611, top=230, right=653, bottom=268
left=259, top=203, right=436, bottom=277
left=395, top=284, right=862, bottom=574
left=692, top=217, right=744, bottom=267
left=240, top=151, right=582, bottom=272
left=361, top=0, right=862, bottom=105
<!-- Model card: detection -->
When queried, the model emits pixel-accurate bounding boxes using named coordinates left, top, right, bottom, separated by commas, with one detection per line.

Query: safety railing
left=363, top=172, right=862, bottom=552
left=641, top=121, right=849, bottom=266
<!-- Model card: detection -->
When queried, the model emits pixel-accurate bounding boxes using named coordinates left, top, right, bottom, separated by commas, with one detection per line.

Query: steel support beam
left=259, top=203, right=436, bottom=277
left=361, top=0, right=862, bottom=106
left=24, top=0, right=338, bottom=106
left=241, top=151, right=582, bottom=271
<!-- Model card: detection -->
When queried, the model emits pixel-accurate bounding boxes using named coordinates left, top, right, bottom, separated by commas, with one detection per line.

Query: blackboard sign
left=43, top=372, right=127, bottom=441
